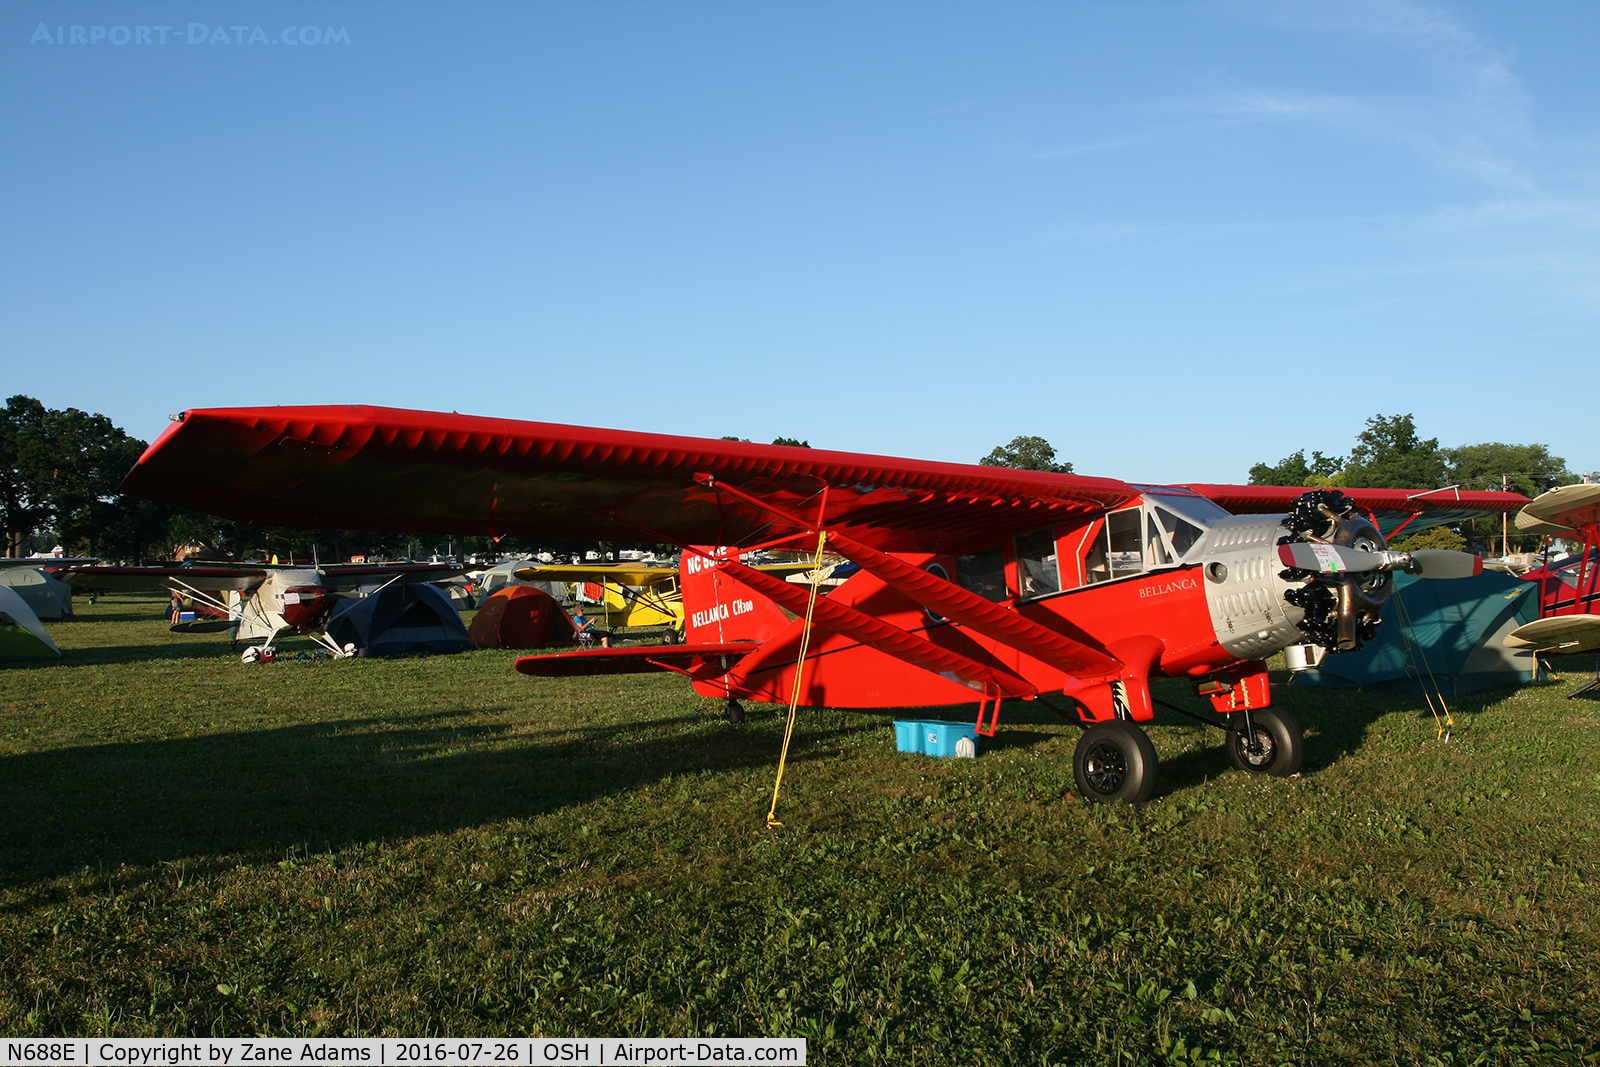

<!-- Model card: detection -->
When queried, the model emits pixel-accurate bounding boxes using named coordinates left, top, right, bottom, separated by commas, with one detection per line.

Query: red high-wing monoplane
left=119, top=406, right=1526, bottom=801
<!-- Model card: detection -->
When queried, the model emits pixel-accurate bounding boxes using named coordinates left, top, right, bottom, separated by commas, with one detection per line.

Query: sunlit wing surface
left=1179, top=484, right=1527, bottom=538
left=1515, top=483, right=1600, bottom=534
left=61, top=565, right=271, bottom=592
left=1505, top=615, right=1600, bottom=654
left=121, top=406, right=1138, bottom=554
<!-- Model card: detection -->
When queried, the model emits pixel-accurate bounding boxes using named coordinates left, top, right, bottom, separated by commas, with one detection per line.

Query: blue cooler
left=892, top=719, right=979, bottom=758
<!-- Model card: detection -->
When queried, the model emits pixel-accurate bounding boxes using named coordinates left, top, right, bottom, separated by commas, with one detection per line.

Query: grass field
left=3, top=592, right=1599, bottom=1065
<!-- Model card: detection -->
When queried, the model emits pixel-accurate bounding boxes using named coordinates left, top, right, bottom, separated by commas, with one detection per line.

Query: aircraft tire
left=1073, top=721, right=1158, bottom=805
left=726, top=699, right=746, bottom=724
left=1224, top=707, right=1304, bottom=777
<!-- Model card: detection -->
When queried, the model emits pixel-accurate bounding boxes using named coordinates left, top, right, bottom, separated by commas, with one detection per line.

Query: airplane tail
left=679, top=546, right=794, bottom=645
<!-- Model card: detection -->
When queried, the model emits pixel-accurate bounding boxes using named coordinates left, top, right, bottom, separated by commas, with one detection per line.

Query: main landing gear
left=1069, top=703, right=1306, bottom=804
left=1073, top=721, right=1159, bottom=805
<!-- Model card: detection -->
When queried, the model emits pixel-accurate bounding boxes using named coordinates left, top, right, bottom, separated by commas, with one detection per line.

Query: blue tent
left=325, top=582, right=473, bottom=658
left=1293, top=570, right=1545, bottom=695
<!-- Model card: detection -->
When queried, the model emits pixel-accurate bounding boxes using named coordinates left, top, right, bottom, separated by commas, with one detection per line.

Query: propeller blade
left=1405, top=550, right=1483, bottom=580
left=1277, top=543, right=1380, bottom=573
left=1278, top=544, right=1483, bottom=579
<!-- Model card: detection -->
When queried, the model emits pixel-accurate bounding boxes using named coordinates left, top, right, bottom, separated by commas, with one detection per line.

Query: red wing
left=61, top=565, right=269, bottom=591
left=1180, top=483, right=1528, bottom=537
left=513, top=643, right=754, bottom=680
left=121, top=406, right=1138, bottom=554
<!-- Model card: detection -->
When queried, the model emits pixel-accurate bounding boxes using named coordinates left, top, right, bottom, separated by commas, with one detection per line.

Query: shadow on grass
left=0, top=705, right=875, bottom=887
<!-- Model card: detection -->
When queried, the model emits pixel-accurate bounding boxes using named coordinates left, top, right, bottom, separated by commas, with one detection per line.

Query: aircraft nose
left=281, top=584, right=333, bottom=631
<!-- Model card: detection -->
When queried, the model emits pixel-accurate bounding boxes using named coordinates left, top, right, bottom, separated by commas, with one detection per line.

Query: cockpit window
left=1106, top=508, right=1143, bottom=577
left=1156, top=506, right=1205, bottom=557
left=1145, top=512, right=1173, bottom=567
left=1015, top=527, right=1061, bottom=598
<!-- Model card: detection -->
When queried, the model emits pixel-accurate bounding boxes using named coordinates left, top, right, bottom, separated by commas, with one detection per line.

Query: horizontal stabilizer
left=514, top=642, right=754, bottom=679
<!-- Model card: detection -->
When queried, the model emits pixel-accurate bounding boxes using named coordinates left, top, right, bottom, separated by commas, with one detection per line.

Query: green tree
left=16, top=407, right=148, bottom=557
left=1248, top=449, right=1345, bottom=486
left=770, top=437, right=810, bottom=448
left=1443, top=442, right=1572, bottom=497
left=1442, top=442, right=1573, bottom=553
left=0, top=395, right=48, bottom=555
left=1342, top=413, right=1446, bottom=489
left=979, top=435, right=1073, bottom=473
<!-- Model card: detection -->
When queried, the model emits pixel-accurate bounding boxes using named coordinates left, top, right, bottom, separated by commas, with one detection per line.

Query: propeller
left=1278, top=543, right=1482, bottom=579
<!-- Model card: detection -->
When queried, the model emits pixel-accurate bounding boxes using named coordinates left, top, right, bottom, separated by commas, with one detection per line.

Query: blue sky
left=5, top=1, right=1597, bottom=485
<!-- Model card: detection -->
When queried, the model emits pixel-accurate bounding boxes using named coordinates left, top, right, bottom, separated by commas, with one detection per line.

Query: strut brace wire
left=765, top=529, right=830, bottom=832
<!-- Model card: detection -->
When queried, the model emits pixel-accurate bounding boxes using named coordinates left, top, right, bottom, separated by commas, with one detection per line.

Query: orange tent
left=468, top=586, right=579, bottom=649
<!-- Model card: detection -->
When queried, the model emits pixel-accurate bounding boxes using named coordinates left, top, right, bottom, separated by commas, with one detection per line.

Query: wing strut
left=713, top=558, right=1036, bottom=699
left=696, top=474, right=1122, bottom=681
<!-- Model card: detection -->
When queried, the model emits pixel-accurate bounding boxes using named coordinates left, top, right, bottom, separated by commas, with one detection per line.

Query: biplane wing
left=121, top=406, right=1139, bottom=554
left=1504, top=484, right=1600, bottom=656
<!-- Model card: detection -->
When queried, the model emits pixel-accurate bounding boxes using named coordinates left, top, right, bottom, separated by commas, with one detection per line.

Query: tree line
left=981, top=415, right=1580, bottom=554
left=0, top=396, right=651, bottom=564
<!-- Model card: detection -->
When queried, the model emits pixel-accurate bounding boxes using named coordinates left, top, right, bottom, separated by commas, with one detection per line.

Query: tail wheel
left=1073, top=721, right=1158, bottom=805
left=1225, top=707, right=1304, bottom=777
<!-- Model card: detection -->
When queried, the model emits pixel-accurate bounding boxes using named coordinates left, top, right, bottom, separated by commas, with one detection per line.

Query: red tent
left=468, top=586, right=579, bottom=649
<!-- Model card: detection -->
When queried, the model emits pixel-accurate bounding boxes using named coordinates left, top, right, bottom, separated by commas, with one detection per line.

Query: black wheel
left=725, top=699, right=746, bottom=724
left=1073, top=721, right=1158, bottom=805
left=1224, top=707, right=1304, bottom=777
left=661, top=628, right=680, bottom=645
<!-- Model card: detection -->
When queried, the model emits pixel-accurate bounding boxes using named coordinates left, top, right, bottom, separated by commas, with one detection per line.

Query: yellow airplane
left=513, top=562, right=822, bottom=642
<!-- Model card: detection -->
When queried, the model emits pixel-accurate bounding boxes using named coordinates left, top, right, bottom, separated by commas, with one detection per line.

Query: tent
left=324, top=582, right=473, bottom=658
left=473, top=559, right=562, bottom=605
left=0, top=567, right=74, bottom=620
left=0, top=584, right=62, bottom=661
left=1293, top=570, right=1545, bottom=695
left=468, top=586, right=579, bottom=649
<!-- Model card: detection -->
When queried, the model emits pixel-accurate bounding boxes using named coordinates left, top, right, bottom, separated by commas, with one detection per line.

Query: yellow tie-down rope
left=766, top=529, right=830, bottom=832
left=1392, top=585, right=1454, bottom=741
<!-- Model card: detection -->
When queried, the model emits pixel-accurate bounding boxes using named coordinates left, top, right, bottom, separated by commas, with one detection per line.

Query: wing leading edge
left=123, top=406, right=1138, bottom=554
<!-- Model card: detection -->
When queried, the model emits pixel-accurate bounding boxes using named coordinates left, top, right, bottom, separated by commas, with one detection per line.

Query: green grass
left=3, top=592, right=1599, bottom=1065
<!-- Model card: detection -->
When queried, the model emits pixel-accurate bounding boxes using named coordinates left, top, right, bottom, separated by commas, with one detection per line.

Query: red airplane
left=1505, top=483, right=1600, bottom=657
left=118, top=406, right=1526, bottom=801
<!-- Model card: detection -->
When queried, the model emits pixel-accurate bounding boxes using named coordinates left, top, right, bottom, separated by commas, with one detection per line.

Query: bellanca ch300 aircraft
left=117, top=406, right=1526, bottom=803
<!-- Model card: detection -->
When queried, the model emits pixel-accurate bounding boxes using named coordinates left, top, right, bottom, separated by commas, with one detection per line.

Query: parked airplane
left=115, top=406, right=1525, bottom=800
left=63, top=560, right=465, bottom=661
left=1504, top=483, right=1600, bottom=655
left=512, top=561, right=818, bottom=642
